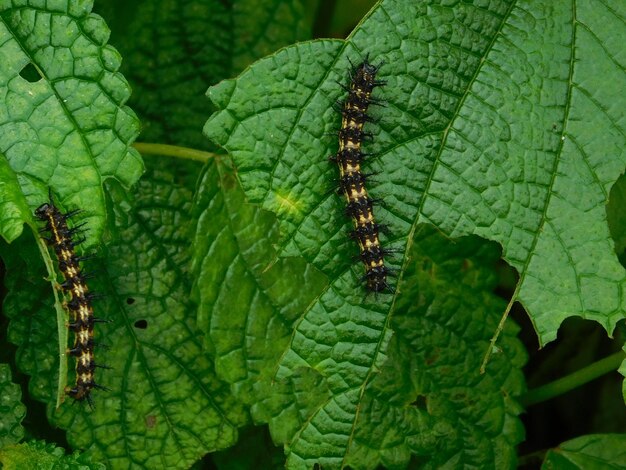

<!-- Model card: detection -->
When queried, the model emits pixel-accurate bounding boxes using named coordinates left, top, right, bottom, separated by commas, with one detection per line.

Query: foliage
left=0, top=363, right=25, bottom=447
left=0, top=0, right=624, bottom=469
left=542, top=434, right=626, bottom=470
left=0, top=440, right=106, bottom=470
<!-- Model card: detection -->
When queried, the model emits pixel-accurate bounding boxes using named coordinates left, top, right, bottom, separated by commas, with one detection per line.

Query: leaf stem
left=481, top=283, right=520, bottom=373
left=520, top=350, right=626, bottom=407
left=34, top=234, right=68, bottom=409
left=132, top=142, right=216, bottom=163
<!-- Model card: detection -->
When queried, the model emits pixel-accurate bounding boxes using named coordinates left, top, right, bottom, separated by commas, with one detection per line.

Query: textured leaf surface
left=0, top=363, right=25, bottom=446
left=191, top=158, right=327, bottom=406
left=200, top=0, right=623, bottom=465
left=191, top=165, right=526, bottom=468
left=345, top=227, right=525, bottom=470
left=0, top=0, right=143, bottom=243
left=0, top=154, right=29, bottom=243
left=0, top=440, right=106, bottom=470
left=421, top=0, right=626, bottom=345
left=228, top=0, right=315, bottom=73
left=542, top=434, right=626, bottom=470
left=3, top=175, right=246, bottom=469
left=94, top=0, right=312, bottom=150
left=204, top=0, right=626, bottom=344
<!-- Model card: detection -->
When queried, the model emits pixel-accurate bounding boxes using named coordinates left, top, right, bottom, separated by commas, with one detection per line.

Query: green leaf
left=203, top=0, right=626, bottom=346
left=542, top=434, right=626, bottom=470
left=421, top=1, right=626, bottom=346
left=93, top=0, right=313, bottom=150
left=0, top=154, right=30, bottom=243
left=200, top=0, right=626, bottom=464
left=0, top=363, right=25, bottom=447
left=0, top=0, right=143, bottom=245
left=3, top=174, right=246, bottom=469
left=0, top=440, right=106, bottom=470
left=228, top=0, right=315, bottom=73
left=191, top=167, right=526, bottom=467
left=191, top=157, right=327, bottom=405
left=344, top=228, right=526, bottom=469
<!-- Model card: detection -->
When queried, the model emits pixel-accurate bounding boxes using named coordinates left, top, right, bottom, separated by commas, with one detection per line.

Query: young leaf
left=0, top=1, right=143, bottom=244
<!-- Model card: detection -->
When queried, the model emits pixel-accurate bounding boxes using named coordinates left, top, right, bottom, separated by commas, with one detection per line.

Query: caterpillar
left=35, top=193, right=105, bottom=407
left=333, top=57, right=393, bottom=293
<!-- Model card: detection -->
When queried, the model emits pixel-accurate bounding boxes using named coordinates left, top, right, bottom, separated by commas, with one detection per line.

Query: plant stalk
left=520, top=350, right=625, bottom=407
left=132, top=142, right=215, bottom=163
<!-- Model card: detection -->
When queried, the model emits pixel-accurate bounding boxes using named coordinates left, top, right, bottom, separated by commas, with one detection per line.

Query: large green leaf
left=200, top=0, right=623, bottom=466
left=421, top=0, right=626, bottom=345
left=191, top=160, right=526, bottom=468
left=2, top=175, right=246, bottom=469
left=0, top=0, right=143, bottom=244
left=204, top=0, right=626, bottom=347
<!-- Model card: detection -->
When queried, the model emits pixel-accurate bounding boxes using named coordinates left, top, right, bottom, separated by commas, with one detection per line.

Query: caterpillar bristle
left=92, top=383, right=110, bottom=392
left=64, top=208, right=83, bottom=219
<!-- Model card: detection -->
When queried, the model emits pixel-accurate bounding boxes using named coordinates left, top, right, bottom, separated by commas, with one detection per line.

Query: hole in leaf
left=134, top=319, right=148, bottom=329
left=607, top=172, right=626, bottom=267
left=19, top=63, right=42, bottom=83
left=126, top=297, right=135, bottom=305
left=410, top=395, right=427, bottom=409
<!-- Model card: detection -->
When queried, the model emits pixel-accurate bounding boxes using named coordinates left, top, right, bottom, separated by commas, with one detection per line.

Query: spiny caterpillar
left=332, top=57, right=393, bottom=293
left=35, top=193, right=105, bottom=407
